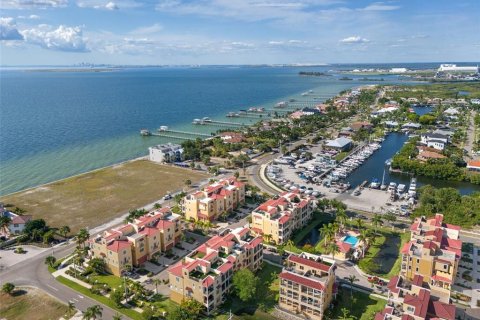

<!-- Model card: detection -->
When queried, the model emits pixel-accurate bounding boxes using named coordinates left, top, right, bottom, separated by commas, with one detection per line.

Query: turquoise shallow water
left=0, top=65, right=434, bottom=195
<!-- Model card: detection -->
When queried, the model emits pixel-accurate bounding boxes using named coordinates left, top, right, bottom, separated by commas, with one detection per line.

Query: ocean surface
left=0, top=63, right=473, bottom=195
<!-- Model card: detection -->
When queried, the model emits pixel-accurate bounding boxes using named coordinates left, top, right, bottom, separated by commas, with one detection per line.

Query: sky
left=0, top=0, right=479, bottom=65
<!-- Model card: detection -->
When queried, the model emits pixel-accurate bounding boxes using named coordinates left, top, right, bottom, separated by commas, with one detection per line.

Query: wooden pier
left=157, top=128, right=212, bottom=137
left=194, top=120, right=246, bottom=127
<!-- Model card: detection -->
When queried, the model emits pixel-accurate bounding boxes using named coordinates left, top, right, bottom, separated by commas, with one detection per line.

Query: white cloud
left=29, top=14, right=40, bottom=19
left=77, top=0, right=139, bottom=9
left=130, top=23, right=163, bottom=35
left=21, top=24, right=89, bottom=52
left=0, top=17, right=24, bottom=40
left=360, top=2, right=400, bottom=11
left=340, top=36, right=369, bottom=44
left=1, top=0, right=67, bottom=9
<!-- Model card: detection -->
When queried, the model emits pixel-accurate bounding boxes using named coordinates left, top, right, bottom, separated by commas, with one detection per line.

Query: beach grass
left=0, top=159, right=209, bottom=232
left=0, top=287, right=70, bottom=320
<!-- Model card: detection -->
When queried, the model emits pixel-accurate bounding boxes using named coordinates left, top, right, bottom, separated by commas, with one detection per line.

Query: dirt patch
left=0, top=287, right=69, bottom=320
left=1, top=160, right=209, bottom=232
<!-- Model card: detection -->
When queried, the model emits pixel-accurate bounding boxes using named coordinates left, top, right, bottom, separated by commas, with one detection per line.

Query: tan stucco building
left=183, top=177, right=245, bottom=221
left=167, top=227, right=263, bottom=313
left=279, top=253, right=336, bottom=320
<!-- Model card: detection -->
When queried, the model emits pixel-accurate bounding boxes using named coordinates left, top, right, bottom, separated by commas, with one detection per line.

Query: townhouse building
left=279, top=253, right=336, bottom=320
left=401, top=214, right=461, bottom=303
left=183, top=177, right=245, bottom=221
left=89, top=207, right=182, bottom=276
left=375, top=275, right=455, bottom=320
left=168, top=227, right=263, bottom=313
left=250, top=191, right=315, bottom=244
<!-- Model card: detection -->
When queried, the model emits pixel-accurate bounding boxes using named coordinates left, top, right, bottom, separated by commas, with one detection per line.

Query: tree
left=111, top=289, right=123, bottom=307
left=152, top=278, right=161, bottom=294
left=339, top=307, right=356, bottom=320
left=45, top=255, right=57, bottom=268
left=384, top=212, right=397, bottom=230
left=59, top=225, right=71, bottom=238
left=153, top=203, right=162, bottom=209
left=0, top=216, right=12, bottom=235
left=167, top=299, right=204, bottom=320
left=42, top=229, right=55, bottom=244
left=112, top=313, right=123, bottom=320
left=357, top=229, right=370, bottom=257
left=66, top=301, right=76, bottom=318
left=345, top=275, right=359, bottom=299
left=24, top=219, right=47, bottom=238
left=355, top=218, right=364, bottom=231
left=76, top=228, right=90, bottom=248
left=234, top=171, right=240, bottom=179
left=326, top=242, right=339, bottom=260
left=371, top=214, right=383, bottom=234
left=184, top=179, right=192, bottom=190
left=88, top=258, right=106, bottom=274
left=2, top=282, right=15, bottom=295
left=336, top=208, right=348, bottom=229
left=232, top=268, right=258, bottom=302
left=82, top=305, right=103, bottom=320
left=319, top=224, right=334, bottom=247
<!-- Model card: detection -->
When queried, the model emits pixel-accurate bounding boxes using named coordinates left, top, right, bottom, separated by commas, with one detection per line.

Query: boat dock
left=193, top=120, right=246, bottom=127
left=157, top=128, right=212, bottom=137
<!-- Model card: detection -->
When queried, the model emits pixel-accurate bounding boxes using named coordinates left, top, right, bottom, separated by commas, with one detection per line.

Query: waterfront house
left=350, top=121, right=373, bottom=132
left=168, top=227, right=263, bottom=314
left=279, top=253, right=336, bottom=320
left=324, top=137, right=353, bottom=151
left=149, top=143, right=184, bottom=163
left=467, top=160, right=480, bottom=172
left=219, top=132, right=245, bottom=144
left=416, top=150, right=446, bottom=162
left=420, top=132, right=449, bottom=151
left=401, top=122, right=422, bottom=130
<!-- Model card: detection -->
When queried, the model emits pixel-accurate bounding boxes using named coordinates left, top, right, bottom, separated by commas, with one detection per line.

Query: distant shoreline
left=24, top=68, right=122, bottom=73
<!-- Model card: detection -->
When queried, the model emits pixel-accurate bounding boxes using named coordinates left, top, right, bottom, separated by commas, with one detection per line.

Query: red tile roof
left=217, top=262, right=233, bottom=274
left=279, top=272, right=325, bottom=291
left=431, top=274, right=452, bottom=284
left=401, top=241, right=413, bottom=254
left=202, top=276, right=214, bottom=287
left=444, top=223, right=461, bottom=231
left=412, top=275, right=424, bottom=287
left=107, top=240, right=131, bottom=253
left=168, top=262, right=184, bottom=277
left=403, top=288, right=430, bottom=318
left=336, top=241, right=352, bottom=253
left=429, top=300, right=455, bottom=320
left=245, top=237, right=263, bottom=249
left=387, top=276, right=400, bottom=294
left=139, top=227, right=158, bottom=237
left=288, top=255, right=331, bottom=272
left=278, top=215, right=290, bottom=224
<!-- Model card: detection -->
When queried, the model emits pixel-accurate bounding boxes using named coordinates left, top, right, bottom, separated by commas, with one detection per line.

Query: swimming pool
left=343, top=235, right=358, bottom=246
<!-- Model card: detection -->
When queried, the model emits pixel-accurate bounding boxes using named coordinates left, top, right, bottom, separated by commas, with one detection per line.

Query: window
left=415, top=267, right=419, bottom=272
left=416, top=258, right=419, bottom=263
left=443, top=264, right=447, bottom=270
left=13, top=224, right=18, bottom=227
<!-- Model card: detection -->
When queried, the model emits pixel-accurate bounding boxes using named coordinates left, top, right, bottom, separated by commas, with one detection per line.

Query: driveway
left=0, top=245, right=50, bottom=270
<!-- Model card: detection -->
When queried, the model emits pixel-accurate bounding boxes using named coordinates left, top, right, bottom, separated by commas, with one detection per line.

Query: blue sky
left=1, top=0, right=479, bottom=65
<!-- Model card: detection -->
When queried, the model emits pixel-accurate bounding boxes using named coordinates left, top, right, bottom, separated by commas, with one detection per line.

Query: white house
left=444, top=107, right=460, bottom=117
left=148, top=143, right=184, bottom=163
left=325, top=137, right=353, bottom=151
left=420, top=133, right=449, bottom=151
left=0, top=205, right=32, bottom=236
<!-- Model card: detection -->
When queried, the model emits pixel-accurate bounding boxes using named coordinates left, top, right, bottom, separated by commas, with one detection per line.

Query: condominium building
left=375, top=274, right=455, bottom=320
left=279, top=253, right=336, bottom=320
left=250, top=191, right=315, bottom=244
left=168, top=227, right=263, bottom=313
left=89, top=207, right=182, bottom=276
left=183, top=177, right=245, bottom=221
left=401, top=214, right=461, bottom=303
left=148, top=143, right=184, bottom=163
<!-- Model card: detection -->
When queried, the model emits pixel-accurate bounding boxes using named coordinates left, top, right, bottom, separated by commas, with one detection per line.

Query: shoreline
left=0, top=156, right=147, bottom=199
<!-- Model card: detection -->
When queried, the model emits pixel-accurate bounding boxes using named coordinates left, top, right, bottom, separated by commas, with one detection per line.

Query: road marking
left=46, top=284, right=59, bottom=291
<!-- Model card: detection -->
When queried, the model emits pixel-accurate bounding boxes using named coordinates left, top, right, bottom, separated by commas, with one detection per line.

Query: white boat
left=158, top=126, right=169, bottom=131
left=275, top=101, right=288, bottom=108
left=202, top=117, right=212, bottom=122
left=388, top=182, right=397, bottom=191
left=140, top=129, right=151, bottom=136
left=397, top=184, right=406, bottom=193
left=370, top=178, right=381, bottom=189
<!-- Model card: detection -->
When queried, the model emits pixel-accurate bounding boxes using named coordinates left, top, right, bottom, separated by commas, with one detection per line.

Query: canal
left=345, top=132, right=480, bottom=195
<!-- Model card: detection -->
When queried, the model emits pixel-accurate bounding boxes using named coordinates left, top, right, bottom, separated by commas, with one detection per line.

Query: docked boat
left=140, top=129, right=151, bottom=136
left=370, top=178, right=381, bottom=189
left=275, top=101, right=288, bottom=108
left=192, top=118, right=202, bottom=124
left=226, top=112, right=239, bottom=117
left=158, top=126, right=169, bottom=131
left=385, top=158, right=392, bottom=166
left=388, top=182, right=397, bottom=192
left=202, top=117, right=212, bottom=122
left=397, top=184, right=406, bottom=193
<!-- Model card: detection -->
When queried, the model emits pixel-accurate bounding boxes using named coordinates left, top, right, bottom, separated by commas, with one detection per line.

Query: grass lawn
left=56, top=275, right=143, bottom=320
left=0, top=159, right=209, bottom=232
left=326, top=287, right=386, bottom=320
left=91, top=274, right=124, bottom=289
left=335, top=152, right=349, bottom=162
left=0, top=287, right=70, bottom=320
left=217, top=263, right=281, bottom=320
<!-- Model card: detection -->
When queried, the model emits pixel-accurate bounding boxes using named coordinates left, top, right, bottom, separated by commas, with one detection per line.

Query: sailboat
left=380, top=168, right=387, bottom=190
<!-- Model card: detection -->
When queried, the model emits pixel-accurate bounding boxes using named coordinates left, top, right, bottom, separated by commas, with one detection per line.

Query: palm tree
left=82, top=305, right=103, bottom=320
left=263, top=234, right=273, bottom=244
left=153, top=278, right=162, bottom=294
left=339, top=307, right=356, bottom=320
left=336, top=208, right=348, bottom=230
left=357, top=229, right=370, bottom=257
left=331, top=222, right=340, bottom=238
left=371, top=214, right=383, bottom=235
left=76, top=228, right=90, bottom=248
left=112, top=313, right=123, bottom=320
left=326, top=242, right=339, bottom=260
left=66, top=301, right=76, bottom=318
left=0, top=216, right=12, bottom=235
left=384, top=212, right=397, bottom=230
left=319, top=224, right=334, bottom=247
left=345, top=275, right=359, bottom=299
left=153, top=203, right=162, bottom=209
left=45, top=255, right=56, bottom=268
left=184, top=179, right=192, bottom=191
left=59, top=225, right=71, bottom=239
left=355, top=218, right=364, bottom=231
